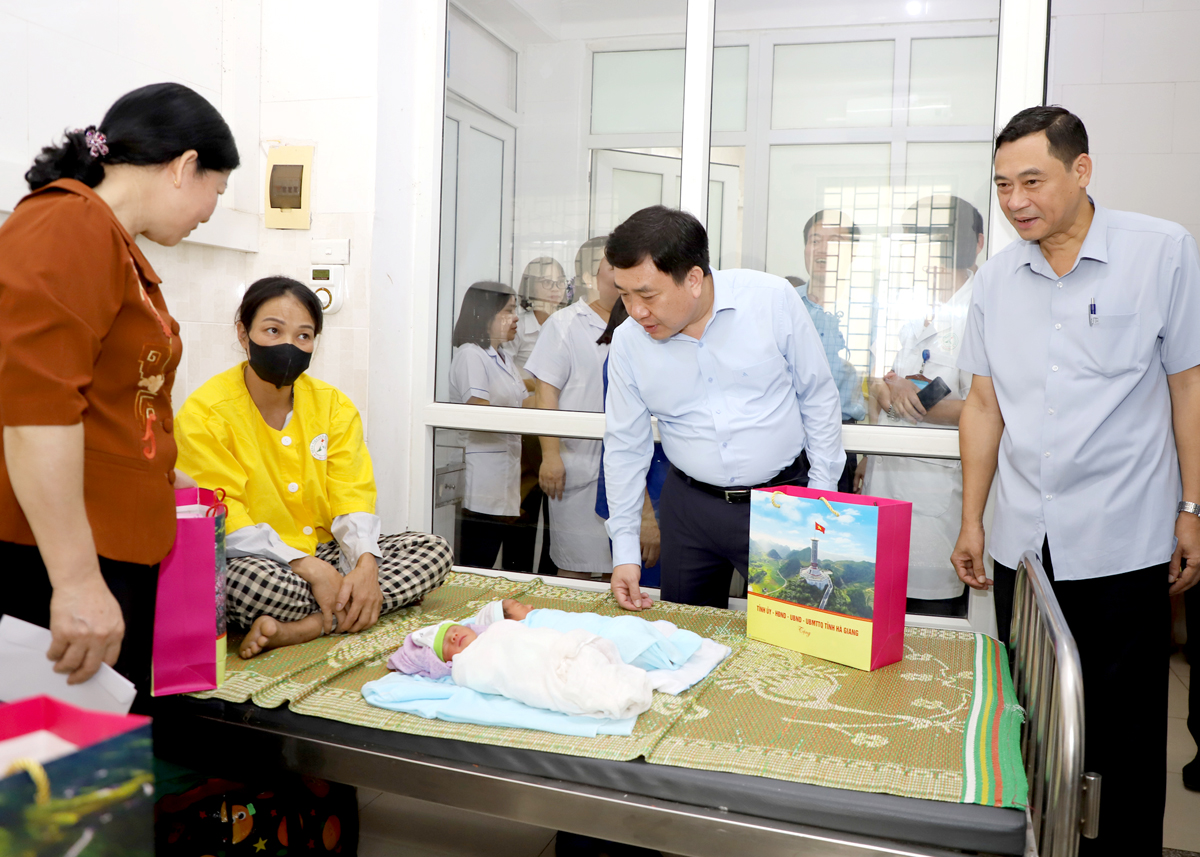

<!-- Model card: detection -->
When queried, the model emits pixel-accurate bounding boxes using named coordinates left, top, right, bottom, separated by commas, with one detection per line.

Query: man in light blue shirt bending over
left=602, top=206, right=845, bottom=611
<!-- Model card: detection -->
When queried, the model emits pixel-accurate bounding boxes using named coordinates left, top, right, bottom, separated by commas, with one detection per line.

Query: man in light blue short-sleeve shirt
left=952, top=106, right=1200, bottom=856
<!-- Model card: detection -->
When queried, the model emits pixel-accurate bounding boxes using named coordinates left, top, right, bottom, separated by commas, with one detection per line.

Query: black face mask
left=247, top=339, right=312, bottom=389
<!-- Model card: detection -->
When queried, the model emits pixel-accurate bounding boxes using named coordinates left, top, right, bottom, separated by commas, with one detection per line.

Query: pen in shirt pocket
left=1088, top=298, right=1097, bottom=326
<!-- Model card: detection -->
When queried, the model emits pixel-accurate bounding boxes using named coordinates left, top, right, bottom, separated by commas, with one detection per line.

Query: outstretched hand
left=611, top=563, right=653, bottom=611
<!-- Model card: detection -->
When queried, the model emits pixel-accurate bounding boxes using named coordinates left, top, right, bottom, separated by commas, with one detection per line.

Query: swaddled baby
left=389, top=600, right=653, bottom=720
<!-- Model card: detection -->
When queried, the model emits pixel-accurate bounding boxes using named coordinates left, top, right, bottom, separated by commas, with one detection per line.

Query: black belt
left=672, top=454, right=809, bottom=504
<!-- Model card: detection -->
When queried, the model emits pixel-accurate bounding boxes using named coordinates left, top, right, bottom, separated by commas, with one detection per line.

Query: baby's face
left=441, top=624, right=478, bottom=660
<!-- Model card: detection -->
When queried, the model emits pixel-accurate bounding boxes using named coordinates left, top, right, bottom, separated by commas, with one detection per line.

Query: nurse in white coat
left=449, top=281, right=530, bottom=569
left=525, top=257, right=620, bottom=578
left=861, top=196, right=985, bottom=606
left=507, top=257, right=568, bottom=382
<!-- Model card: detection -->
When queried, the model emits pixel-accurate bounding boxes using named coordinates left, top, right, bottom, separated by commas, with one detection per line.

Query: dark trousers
left=993, top=540, right=1169, bottom=856
left=510, top=485, right=556, bottom=575
left=1187, top=584, right=1200, bottom=755
left=0, top=540, right=159, bottom=715
left=659, top=460, right=808, bottom=608
left=457, top=509, right=529, bottom=571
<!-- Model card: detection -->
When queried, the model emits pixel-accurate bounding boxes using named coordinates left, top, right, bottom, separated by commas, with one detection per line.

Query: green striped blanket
left=194, top=573, right=1027, bottom=809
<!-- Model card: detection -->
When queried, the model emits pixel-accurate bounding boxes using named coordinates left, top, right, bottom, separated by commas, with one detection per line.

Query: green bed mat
left=194, top=572, right=1026, bottom=809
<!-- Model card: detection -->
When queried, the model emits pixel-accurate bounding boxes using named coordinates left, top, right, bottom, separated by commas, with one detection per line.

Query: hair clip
left=75, top=127, right=108, bottom=159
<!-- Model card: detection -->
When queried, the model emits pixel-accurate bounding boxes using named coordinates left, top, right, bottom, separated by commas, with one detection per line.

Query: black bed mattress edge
left=154, top=697, right=1025, bottom=855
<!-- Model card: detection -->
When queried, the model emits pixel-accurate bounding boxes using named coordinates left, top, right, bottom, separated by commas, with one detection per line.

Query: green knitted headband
left=433, top=623, right=451, bottom=662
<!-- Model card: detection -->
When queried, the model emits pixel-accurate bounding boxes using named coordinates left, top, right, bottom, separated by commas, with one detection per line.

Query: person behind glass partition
left=449, top=282, right=531, bottom=569
left=508, top=256, right=569, bottom=381
left=524, top=255, right=619, bottom=579
left=573, top=236, right=608, bottom=306
left=858, top=195, right=985, bottom=614
left=786, top=209, right=865, bottom=493
left=506, top=257, right=569, bottom=576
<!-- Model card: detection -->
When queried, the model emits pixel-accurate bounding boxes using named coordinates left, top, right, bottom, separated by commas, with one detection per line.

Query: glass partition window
left=432, top=427, right=628, bottom=580
left=709, top=1, right=999, bottom=425
left=771, top=41, right=896, bottom=130
left=436, top=4, right=688, bottom=410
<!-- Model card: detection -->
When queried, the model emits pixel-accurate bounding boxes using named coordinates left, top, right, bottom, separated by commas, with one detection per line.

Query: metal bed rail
left=1010, top=550, right=1101, bottom=856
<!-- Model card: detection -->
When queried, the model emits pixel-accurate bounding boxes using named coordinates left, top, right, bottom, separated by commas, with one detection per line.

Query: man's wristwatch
left=1179, top=501, right=1200, bottom=517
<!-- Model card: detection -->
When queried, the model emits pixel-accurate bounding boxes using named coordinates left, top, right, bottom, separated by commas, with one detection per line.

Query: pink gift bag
left=747, top=486, right=911, bottom=671
left=151, top=488, right=227, bottom=696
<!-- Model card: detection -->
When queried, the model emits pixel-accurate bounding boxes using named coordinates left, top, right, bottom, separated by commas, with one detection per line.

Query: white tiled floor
left=354, top=653, right=1200, bottom=856
left=1166, top=651, right=1200, bottom=852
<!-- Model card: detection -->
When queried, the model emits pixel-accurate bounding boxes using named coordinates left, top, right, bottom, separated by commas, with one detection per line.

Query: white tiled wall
left=0, top=0, right=383, bottom=432
left=1049, top=3, right=1200, bottom=240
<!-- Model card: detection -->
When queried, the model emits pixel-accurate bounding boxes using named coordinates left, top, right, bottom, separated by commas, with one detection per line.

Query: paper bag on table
left=747, top=486, right=911, bottom=671
left=151, top=487, right=228, bottom=696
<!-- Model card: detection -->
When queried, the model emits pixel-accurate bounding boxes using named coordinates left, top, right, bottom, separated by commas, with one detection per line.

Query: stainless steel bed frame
left=161, top=561, right=1096, bottom=856
left=1011, top=551, right=1100, bottom=857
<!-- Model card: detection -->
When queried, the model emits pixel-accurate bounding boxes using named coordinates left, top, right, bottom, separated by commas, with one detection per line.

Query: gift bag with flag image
left=747, top=486, right=911, bottom=671
left=152, top=487, right=228, bottom=696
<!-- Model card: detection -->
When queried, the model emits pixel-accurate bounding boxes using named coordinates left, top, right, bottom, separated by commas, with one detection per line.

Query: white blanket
left=450, top=620, right=653, bottom=720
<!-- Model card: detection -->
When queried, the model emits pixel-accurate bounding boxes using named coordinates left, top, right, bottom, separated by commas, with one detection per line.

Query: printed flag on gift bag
left=152, top=487, right=228, bottom=696
left=747, top=486, right=911, bottom=671
left=0, top=696, right=154, bottom=856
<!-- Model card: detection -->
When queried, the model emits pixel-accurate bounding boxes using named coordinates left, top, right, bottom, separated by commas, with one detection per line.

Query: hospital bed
left=155, top=550, right=1096, bottom=856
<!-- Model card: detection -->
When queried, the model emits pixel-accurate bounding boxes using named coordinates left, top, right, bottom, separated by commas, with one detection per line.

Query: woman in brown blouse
left=0, top=83, right=240, bottom=710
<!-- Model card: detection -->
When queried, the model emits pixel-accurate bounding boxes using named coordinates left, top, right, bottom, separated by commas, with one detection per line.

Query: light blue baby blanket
left=360, top=673, right=637, bottom=737
left=523, top=609, right=703, bottom=670
left=362, top=608, right=720, bottom=735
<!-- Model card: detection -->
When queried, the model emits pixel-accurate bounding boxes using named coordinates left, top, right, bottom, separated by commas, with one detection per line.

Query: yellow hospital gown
left=174, top=363, right=375, bottom=554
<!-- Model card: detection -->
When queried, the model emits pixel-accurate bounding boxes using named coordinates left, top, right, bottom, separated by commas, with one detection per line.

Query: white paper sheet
left=0, top=730, right=80, bottom=773
left=0, top=615, right=137, bottom=715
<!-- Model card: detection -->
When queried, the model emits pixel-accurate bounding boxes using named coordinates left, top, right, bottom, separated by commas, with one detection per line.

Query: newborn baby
left=385, top=599, right=719, bottom=721
left=394, top=600, right=651, bottom=720
left=388, top=599, right=531, bottom=679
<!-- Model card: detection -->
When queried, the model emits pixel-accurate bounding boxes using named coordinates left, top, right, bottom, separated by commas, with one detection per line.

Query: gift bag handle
left=6, top=758, right=50, bottom=805
left=770, top=491, right=841, bottom=517
left=206, top=487, right=229, bottom=519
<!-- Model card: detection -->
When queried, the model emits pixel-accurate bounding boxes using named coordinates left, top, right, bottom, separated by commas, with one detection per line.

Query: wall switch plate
left=311, top=238, right=350, bottom=265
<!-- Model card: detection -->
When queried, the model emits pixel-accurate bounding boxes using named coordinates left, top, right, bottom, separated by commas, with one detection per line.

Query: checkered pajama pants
left=224, top=532, right=452, bottom=630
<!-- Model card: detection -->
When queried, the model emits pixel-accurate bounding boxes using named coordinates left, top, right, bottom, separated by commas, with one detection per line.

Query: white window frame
left=404, top=0, right=1050, bottom=590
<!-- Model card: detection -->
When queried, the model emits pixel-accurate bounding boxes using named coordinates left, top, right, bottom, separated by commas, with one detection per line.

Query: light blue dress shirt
left=958, top=203, right=1200, bottom=581
left=604, top=269, right=846, bottom=568
left=799, top=291, right=867, bottom=422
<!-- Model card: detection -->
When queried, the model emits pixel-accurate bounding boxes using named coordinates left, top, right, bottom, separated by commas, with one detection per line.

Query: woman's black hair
left=597, top=297, right=629, bottom=346
left=453, top=282, right=515, bottom=349
left=517, top=257, right=567, bottom=310
left=237, top=276, right=324, bottom=336
left=605, top=205, right=711, bottom=283
left=26, top=82, right=240, bottom=191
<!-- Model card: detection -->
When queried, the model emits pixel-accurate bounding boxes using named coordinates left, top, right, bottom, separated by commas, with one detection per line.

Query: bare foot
left=239, top=613, right=324, bottom=659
